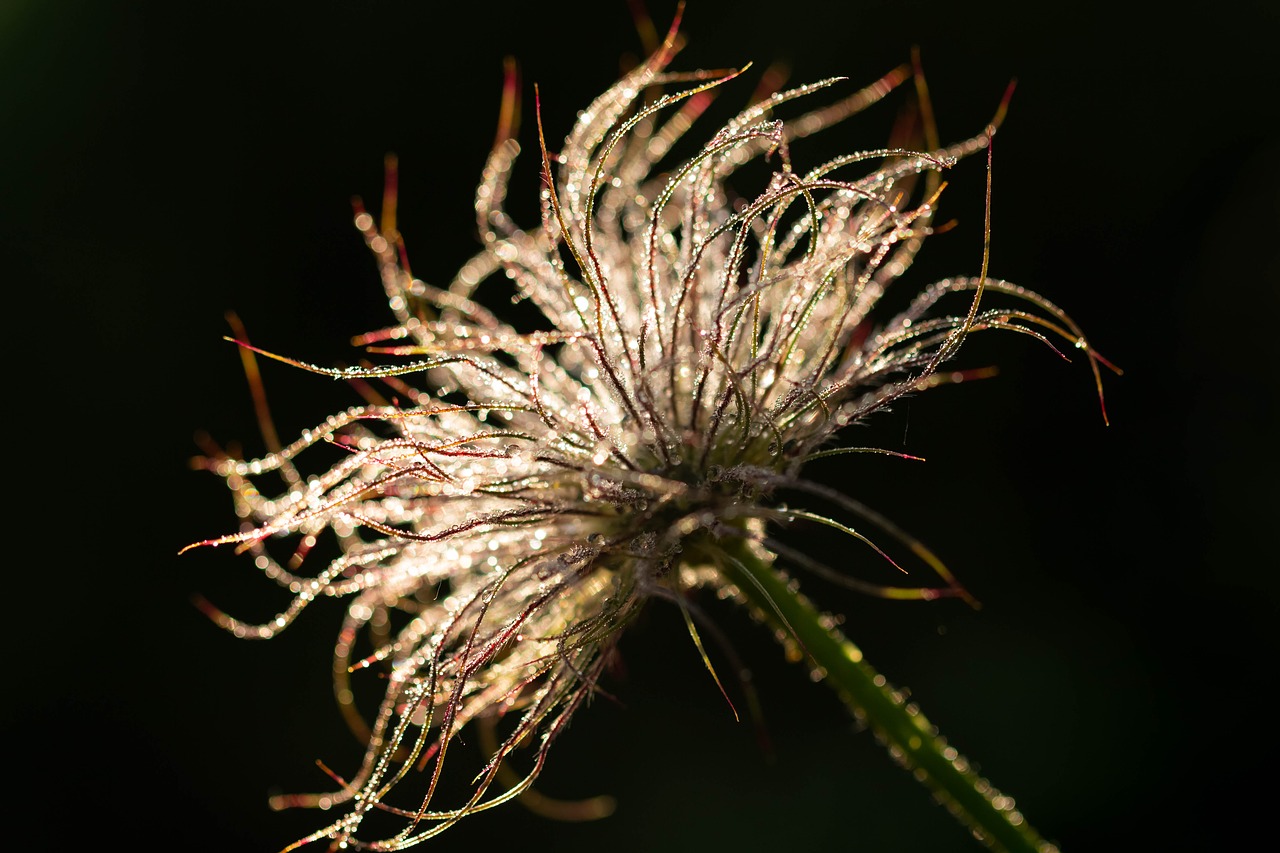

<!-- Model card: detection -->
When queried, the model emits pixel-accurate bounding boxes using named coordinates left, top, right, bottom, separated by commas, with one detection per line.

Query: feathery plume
left=188, top=14, right=1110, bottom=851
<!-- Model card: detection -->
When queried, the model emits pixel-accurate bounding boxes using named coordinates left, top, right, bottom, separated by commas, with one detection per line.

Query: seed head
left=188, top=18, right=1109, bottom=852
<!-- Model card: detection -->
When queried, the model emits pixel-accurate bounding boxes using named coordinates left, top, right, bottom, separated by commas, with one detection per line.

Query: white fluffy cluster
left=190, top=21, right=1104, bottom=851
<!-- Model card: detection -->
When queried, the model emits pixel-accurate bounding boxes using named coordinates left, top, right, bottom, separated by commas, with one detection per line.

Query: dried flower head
left=187, top=16, right=1109, bottom=852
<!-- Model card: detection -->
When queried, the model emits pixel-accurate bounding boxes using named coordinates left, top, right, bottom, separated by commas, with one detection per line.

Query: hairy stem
left=715, top=540, right=1057, bottom=853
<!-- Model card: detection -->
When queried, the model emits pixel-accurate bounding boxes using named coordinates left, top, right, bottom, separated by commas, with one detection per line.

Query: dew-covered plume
left=187, top=13, right=1110, bottom=851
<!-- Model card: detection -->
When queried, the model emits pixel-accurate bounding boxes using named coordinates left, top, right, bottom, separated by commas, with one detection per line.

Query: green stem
left=715, top=540, right=1057, bottom=853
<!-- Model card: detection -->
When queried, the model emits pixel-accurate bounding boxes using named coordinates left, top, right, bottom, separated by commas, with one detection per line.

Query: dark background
left=5, top=1, right=1278, bottom=850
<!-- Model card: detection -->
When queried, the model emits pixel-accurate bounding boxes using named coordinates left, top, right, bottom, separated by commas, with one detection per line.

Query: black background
left=5, top=1, right=1278, bottom=850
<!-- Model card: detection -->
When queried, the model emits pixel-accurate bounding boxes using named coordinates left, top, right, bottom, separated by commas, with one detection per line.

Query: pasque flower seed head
left=187, top=15, right=1110, bottom=851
